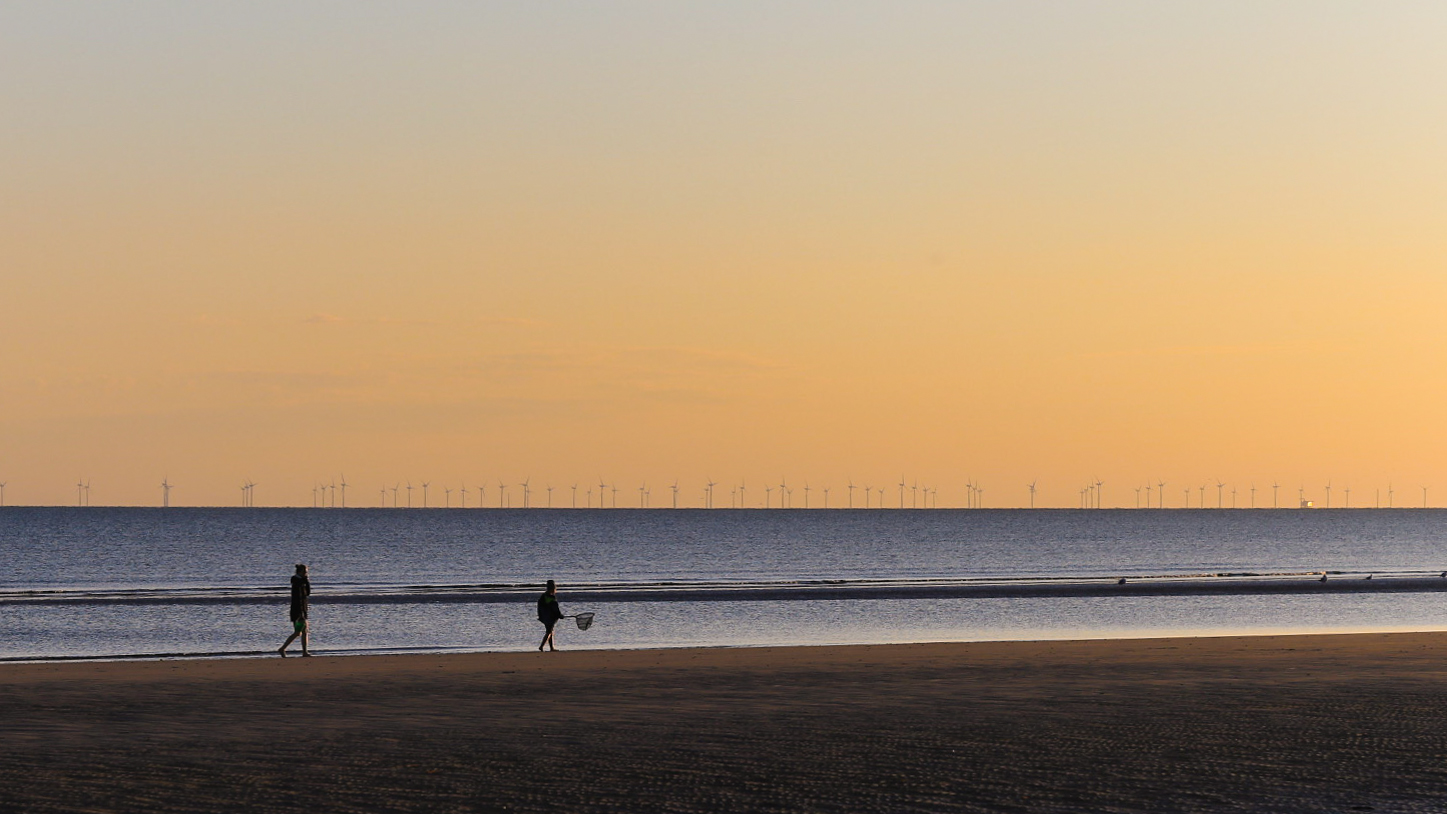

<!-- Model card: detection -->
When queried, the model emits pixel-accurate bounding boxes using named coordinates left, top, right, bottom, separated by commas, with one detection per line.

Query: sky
left=3, top=2, right=1447, bottom=508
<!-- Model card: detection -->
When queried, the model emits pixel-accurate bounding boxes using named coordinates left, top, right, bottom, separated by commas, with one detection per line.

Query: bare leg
left=539, top=623, right=556, bottom=652
left=279, top=629, right=300, bottom=656
left=301, top=622, right=310, bottom=656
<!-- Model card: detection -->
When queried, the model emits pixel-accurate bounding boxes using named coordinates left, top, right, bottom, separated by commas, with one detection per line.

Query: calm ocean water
left=3, top=507, right=1447, bottom=660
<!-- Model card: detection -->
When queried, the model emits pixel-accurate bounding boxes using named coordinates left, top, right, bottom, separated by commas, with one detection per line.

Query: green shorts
left=292, top=617, right=307, bottom=633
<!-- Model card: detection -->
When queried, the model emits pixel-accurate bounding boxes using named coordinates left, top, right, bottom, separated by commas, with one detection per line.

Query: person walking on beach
left=279, top=563, right=312, bottom=657
left=538, top=579, right=564, bottom=652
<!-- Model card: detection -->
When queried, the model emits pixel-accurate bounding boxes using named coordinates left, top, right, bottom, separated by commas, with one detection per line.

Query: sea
left=3, top=507, right=1447, bottom=661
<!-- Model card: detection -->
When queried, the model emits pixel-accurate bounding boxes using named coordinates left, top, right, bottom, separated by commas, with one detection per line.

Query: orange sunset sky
left=3, top=3, right=1447, bottom=508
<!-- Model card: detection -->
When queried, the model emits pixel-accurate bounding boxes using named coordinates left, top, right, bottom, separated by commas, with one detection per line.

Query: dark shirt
left=538, top=592, right=562, bottom=624
left=290, top=574, right=311, bottom=621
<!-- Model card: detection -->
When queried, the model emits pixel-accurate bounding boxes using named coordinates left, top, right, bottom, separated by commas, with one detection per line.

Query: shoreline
left=6, top=623, right=1447, bottom=665
left=7, top=632, right=1447, bottom=812
left=3, top=627, right=1446, bottom=676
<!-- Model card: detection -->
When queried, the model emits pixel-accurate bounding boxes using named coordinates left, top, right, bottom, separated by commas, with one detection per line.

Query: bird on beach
left=1117, top=577, right=1127, bottom=585
left=1319, top=573, right=1327, bottom=582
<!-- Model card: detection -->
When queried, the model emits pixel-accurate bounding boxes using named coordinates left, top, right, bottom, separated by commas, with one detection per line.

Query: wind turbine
left=1095, top=478, right=1104, bottom=509
left=444, top=487, right=452, bottom=508
left=1157, top=480, right=1166, bottom=509
left=639, top=484, right=646, bottom=508
left=671, top=480, right=680, bottom=509
left=780, top=477, right=788, bottom=509
left=898, top=476, right=906, bottom=510
left=406, top=480, right=414, bottom=509
left=161, top=478, right=172, bottom=508
left=77, top=478, right=85, bottom=507
left=1389, top=483, right=1394, bottom=508
left=610, top=484, right=618, bottom=508
left=1272, top=482, right=1280, bottom=509
left=764, top=485, right=772, bottom=509
left=599, top=477, right=607, bottom=508
left=0, top=482, right=6, bottom=506
left=1134, top=486, right=1141, bottom=509
left=1343, top=485, right=1350, bottom=508
left=1216, top=481, right=1225, bottom=509
left=1298, top=485, right=1305, bottom=508
left=1029, top=480, right=1038, bottom=510
left=847, top=480, right=856, bottom=509
left=1250, top=483, right=1256, bottom=509
left=460, top=483, right=468, bottom=508
left=1324, top=480, right=1332, bottom=509
left=380, top=486, right=387, bottom=507
left=823, top=486, right=830, bottom=509
left=1145, top=482, right=1152, bottom=508
left=499, top=480, right=508, bottom=508
left=862, top=484, right=870, bottom=509
left=571, top=483, right=578, bottom=508
left=878, top=487, right=886, bottom=508
left=739, top=480, right=747, bottom=509
left=421, top=481, right=430, bottom=509
left=1198, top=484, right=1205, bottom=508
left=586, top=487, right=593, bottom=508
left=339, top=475, right=347, bottom=509
left=911, top=481, right=918, bottom=509
left=706, top=479, right=717, bottom=509
left=804, top=482, right=811, bottom=509
left=1231, top=485, right=1237, bottom=509
left=521, top=478, right=530, bottom=509
left=476, top=482, right=486, bottom=507
left=1424, top=485, right=1430, bottom=509
left=391, top=483, right=400, bottom=508
left=547, top=484, right=554, bottom=509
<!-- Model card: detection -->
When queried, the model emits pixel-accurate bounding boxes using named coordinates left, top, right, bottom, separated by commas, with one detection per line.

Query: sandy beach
left=5, top=633, right=1447, bottom=812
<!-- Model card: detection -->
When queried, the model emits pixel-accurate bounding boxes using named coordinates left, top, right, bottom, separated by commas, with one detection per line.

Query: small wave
left=4, top=571, right=1447, bottom=606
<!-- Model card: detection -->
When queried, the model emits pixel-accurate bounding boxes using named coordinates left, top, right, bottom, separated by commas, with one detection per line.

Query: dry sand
left=5, top=633, right=1447, bottom=812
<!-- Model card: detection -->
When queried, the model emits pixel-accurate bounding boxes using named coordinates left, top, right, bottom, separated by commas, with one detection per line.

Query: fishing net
left=574, top=612, right=595, bottom=631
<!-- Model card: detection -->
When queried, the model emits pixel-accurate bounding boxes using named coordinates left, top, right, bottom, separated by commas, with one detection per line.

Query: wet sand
left=5, top=633, right=1447, bottom=812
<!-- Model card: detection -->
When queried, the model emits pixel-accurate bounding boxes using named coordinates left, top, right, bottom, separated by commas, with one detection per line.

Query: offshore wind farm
left=0, top=474, right=1436, bottom=510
